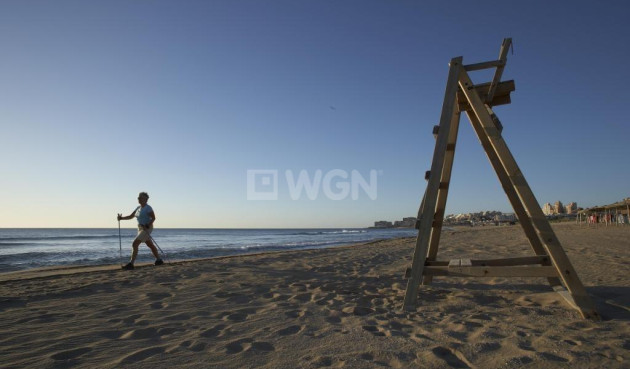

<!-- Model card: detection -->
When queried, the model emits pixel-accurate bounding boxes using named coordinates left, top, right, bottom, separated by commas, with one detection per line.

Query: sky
left=1, top=0, right=628, bottom=228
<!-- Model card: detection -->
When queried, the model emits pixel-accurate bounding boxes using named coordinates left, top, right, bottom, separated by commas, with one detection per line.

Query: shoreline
left=0, top=237, right=410, bottom=283
left=1, top=223, right=628, bottom=368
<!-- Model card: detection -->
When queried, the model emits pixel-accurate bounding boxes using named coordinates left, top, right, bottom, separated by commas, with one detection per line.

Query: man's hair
left=139, top=192, right=150, bottom=199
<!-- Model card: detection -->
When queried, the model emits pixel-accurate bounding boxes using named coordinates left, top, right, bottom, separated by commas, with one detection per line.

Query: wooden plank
left=424, top=266, right=558, bottom=278
left=486, top=38, right=512, bottom=103
left=459, top=94, right=511, bottom=112
left=464, top=59, right=504, bottom=71
left=456, top=80, right=515, bottom=103
left=459, top=69, right=599, bottom=320
left=472, top=255, right=549, bottom=266
left=426, top=256, right=548, bottom=267
left=403, top=57, right=463, bottom=311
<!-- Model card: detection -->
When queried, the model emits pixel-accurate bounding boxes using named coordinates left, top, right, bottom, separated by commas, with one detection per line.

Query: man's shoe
left=155, top=259, right=164, bottom=266
left=122, top=262, right=134, bottom=270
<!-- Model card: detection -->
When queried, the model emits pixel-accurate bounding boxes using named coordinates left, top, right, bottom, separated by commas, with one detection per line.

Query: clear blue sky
left=1, top=1, right=628, bottom=228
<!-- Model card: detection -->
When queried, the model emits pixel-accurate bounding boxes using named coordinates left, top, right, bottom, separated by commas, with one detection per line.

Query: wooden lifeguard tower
left=402, top=38, right=599, bottom=320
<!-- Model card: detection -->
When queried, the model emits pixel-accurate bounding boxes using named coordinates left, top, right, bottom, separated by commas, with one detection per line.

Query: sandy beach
left=1, top=223, right=628, bottom=368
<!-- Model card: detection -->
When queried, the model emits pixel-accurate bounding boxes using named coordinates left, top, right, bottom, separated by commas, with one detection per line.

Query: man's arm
left=118, top=210, right=136, bottom=221
left=148, top=211, right=156, bottom=227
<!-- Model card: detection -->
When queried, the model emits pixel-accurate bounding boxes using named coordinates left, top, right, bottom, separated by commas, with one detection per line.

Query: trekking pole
left=118, top=214, right=123, bottom=266
left=150, top=235, right=167, bottom=262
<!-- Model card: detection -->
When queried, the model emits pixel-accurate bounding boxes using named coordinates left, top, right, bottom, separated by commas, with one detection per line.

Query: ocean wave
left=289, top=229, right=367, bottom=236
left=0, top=234, right=118, bottom=242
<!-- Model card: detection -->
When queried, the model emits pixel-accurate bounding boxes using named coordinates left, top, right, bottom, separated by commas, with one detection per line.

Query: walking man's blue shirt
left=135, top=205, right=153, bottom=225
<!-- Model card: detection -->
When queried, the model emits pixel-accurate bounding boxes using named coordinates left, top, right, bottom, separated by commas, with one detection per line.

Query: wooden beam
left=403, top=57, right=463, bottom=311
left=406, top=256, right=552, bottom=278
left=486, top=38, right=512, bottom=103
left=424, top=266, right=558, bottom=278
left=464, top=59, right=505, bottom=71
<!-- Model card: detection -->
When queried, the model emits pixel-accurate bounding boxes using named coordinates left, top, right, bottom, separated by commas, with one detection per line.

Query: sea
left=0, top=228, right=418, bottom=273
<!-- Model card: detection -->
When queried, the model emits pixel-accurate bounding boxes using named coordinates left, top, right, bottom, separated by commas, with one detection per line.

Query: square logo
left=247, top=170, right=278, bottom=200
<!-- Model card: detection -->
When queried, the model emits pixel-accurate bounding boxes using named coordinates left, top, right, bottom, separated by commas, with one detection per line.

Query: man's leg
left=145, top=238, right=160, bottom=260
left=130, top=239, right=141, bottom=264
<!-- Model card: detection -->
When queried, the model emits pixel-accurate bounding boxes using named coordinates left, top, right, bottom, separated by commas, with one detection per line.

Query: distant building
left=374, top=221, right=393, bottom=228
left=554, top=201, right=565, bottom=214
left=565, top=202, right=577, bottom=214
left=495, top=213, right=516, bottom=223
left=542, top=203, right=553, bottom=215
left=393, top=217, right=416, bottom=228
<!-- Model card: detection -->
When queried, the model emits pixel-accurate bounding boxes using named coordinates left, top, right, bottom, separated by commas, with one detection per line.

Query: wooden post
left=403, top=57, right=462, bottom=311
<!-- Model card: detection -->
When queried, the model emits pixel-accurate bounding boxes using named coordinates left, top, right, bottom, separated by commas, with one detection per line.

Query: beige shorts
left=135, top=224, right=153, bottom=242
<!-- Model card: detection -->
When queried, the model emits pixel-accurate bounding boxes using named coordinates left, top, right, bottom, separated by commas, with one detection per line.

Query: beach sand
left=1, top=223, right=628, bottom=368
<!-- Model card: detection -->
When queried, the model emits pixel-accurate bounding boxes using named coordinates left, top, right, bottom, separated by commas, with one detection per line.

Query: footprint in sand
left=362, top=325, right=386, bottom=337
left=118, top=346, right=165, bottom=365
left=225, top=339, right=275, bottom=354
left=285, top=309, right=309, bottom=319
left=122, top=313, right=143, bottom=325
left=310, top=355, right=345, bottom=367
left=50, top=347, right=92, bottom=361
left=277, top=325, right=302, bottom=336
left=200, top=323, right=227, bottom=338
left=150, top=301, right=168, bottom=309
left=225, top=338, right=254, bottom=354
left=222, top=307, right=258, bottom=322
left=188, top=341, right=207, bottom=352
left=538, top=352, right=569, bottom=363
left=121, top=327, right=159, bottom=340
left=342, top=306, right=374, bottom=316
left=430, top=346, right=472, bottom=368
left=326, top=315, right=342, bottom=324
left=249, top=341, right=275, bottom=352
left=290, top=292, right=313, bottom=303
left=144, top=292, right=172, bottom=300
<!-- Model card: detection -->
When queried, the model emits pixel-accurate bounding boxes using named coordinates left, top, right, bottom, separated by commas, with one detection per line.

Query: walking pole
left=118, top=214, right=123, bottom=267
left=150, top=235, right=167, bottom=262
